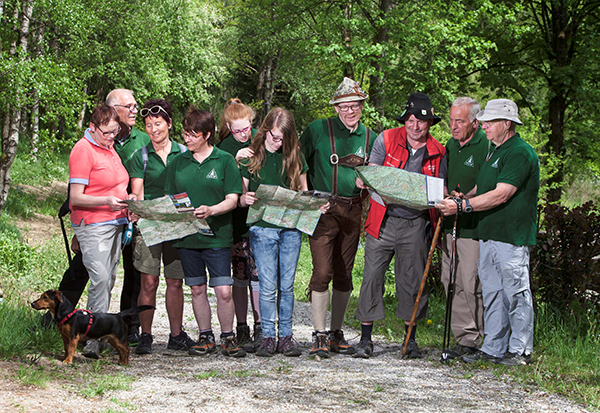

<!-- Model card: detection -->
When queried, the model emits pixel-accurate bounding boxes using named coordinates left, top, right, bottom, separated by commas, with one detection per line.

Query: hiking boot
left=135, top=333, right=153, bottom=355
left=189, top=333, right=217, bottom=356
left=404, top=338, right=422, bottom=359
left=236, top=325, right=253, bottom=353
left=443, top=344, right=478, bottom=360
left=328, top=329, right=356, bottom=355
left=256, top=337, right=277, bottom=357
left=309, top=331, right=330, bottom=358
left=82, top=340, right=100, bottom=359
left=277, top=335, right=302, bottom=357
left=167, top=329, right=196, bottom=351
left=353, top=338, right=373, bottom=359
left=220, top=335, right=246, bottom=358
left=128, top=331, right=140, bottom=346
left=248, top=324, right=262, bottom=353
left=461, top=350, right=501, bottom=364
left=498, top=351, right=532, bottom=366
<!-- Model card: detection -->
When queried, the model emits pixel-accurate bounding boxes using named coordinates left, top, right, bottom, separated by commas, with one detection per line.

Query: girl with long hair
left=239, top=107, right=307, bottom=357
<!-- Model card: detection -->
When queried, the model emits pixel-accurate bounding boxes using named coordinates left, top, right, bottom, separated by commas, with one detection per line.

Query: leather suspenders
left=326, top=118, right=371, bottom=197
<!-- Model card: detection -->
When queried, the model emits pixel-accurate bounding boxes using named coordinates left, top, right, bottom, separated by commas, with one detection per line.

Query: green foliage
left=0, top=231, right=66, bottom=302
left=0, top=301, right=63, bottom=358
left=531, top=202, right=600, bottom=313
left=510, top=303, right=600, bottom=410
left=79, top=372, right=135, bottom=398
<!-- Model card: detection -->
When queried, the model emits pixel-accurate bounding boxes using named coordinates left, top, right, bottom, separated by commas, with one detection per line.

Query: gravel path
left=114, top=285, right=588, bottom=413
left=2, top=283, right=591, bottom=412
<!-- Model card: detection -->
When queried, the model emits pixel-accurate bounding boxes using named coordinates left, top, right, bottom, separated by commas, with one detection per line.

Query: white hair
left=451, top=97, right=480, bottom=122
left=106, top=89, right=134, bottom=106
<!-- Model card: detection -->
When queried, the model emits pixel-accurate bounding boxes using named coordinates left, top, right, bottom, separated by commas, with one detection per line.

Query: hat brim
left=476, top=110, right=522, bottom=125
left=330, top=96, right=368, bottom=105
left=396, top=109, right=441, bottom=126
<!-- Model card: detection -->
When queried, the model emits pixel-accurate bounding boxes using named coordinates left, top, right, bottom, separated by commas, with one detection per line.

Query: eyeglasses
left=140, top=105, right=170, bottom=118
left=337, top=104, right=362, bottom=112
left=230, top=125, right=251, bottom=135
left=183, top=131, right=202, bottom=139
left=96, top=125, right=122, bottom=137
left=113, top=103, right=138, bottom=112
left=268, top=130, right=283, bottom=143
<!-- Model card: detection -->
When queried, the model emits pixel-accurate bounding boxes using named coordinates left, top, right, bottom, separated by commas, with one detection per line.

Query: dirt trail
left=0, top=183, right=591, bottom=412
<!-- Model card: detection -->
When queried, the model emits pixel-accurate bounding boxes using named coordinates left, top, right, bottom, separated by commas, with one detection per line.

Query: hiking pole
left=441, top=201, right=459, bottom=363
left=402, top=215, right=443, bottom=357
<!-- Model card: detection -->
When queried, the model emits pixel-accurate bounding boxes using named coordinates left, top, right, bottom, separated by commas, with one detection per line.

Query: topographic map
left=247, top=185, right=330, bottom=235
left=124, top=195, right=212, bottom=246
left=356, top=165, right=444, bottom=210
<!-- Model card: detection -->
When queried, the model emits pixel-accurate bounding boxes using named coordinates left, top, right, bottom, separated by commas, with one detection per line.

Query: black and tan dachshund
left=31, top=289, right=153, bottom=365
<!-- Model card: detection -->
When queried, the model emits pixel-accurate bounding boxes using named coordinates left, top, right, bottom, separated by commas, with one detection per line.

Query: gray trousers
left=479, top=240, right=534, bottom=358
left=441, top=236, right=484, bottom=347
left=73, top=224, right=124, bottom=313
left=355, top=215, right=429, bottom=323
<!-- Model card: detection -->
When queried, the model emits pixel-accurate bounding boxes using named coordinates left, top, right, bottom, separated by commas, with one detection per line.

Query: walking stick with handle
left=402, top=215, right=443, bottom=357
left=441, top=206, right=459, bottom=363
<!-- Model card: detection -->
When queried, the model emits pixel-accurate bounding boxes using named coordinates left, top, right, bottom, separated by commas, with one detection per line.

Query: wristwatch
left=464, top=199, right=473, bottom=213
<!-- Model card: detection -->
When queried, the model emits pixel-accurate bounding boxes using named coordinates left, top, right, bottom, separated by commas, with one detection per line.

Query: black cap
left=396, top=93, right=441, bottom=126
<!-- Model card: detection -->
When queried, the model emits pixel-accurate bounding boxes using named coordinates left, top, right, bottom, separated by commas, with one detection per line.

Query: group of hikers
left=63, top=77, right=539, bottom=366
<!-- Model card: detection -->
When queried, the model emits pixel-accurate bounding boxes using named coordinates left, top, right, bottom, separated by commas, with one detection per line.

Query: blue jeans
left=250, top=226, right=302, bottom=338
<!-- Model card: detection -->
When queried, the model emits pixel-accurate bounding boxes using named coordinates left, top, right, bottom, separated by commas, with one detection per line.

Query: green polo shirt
left=115, top=126, right=150, bottom=171
left=164, top=147, right=243, bottom=249
left=240, top=150, right=309, bottom=229
left=474, top=133, right=539, bottom=246
left=300, top=117, right=376, bottom=197
left=443, top=128, right=489, bottom=238
left=217, top=131, right=257, bottom=239
left=128, top=138, right=185, bottom=200
left=217, top=130, right=257, bottom=156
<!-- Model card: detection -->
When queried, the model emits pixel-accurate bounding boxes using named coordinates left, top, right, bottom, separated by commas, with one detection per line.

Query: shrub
left=531, top=201, right=600, bottom=313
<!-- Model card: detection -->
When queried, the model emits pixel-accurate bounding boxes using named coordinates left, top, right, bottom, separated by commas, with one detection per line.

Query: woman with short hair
left=164, top=107, right=245, bottom=357
left=128, top=98, right=195, bottom=355
left=69, top=104, right=131, bottom=359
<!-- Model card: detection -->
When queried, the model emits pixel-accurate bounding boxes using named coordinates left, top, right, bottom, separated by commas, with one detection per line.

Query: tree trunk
left=543, top=1, right=572, bottom=203
left=367, top=0, right=392, bottom=133
left=0, top=0, right=33, bottom=214
left=256, top=51, right=281, bottom=122
left=341, top=3, right=354, bottom=79
left=31, top=95, right=39, bottom=161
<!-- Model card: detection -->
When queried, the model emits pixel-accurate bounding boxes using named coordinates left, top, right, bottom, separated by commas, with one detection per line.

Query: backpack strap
left=141, top=142, right=186, bottom=178
left=141, top=145, right=149, bottom=177
left=326, top=118, right=338, bottom=196
left=364, top=127, right=371, bottom=165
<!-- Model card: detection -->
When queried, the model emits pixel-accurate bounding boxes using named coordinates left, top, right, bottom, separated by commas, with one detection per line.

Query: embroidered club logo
left=206, top=168, right=219, bottom=179
left=491, top=158, right=500, bottom=168
left=464, top=155, right=475, bottom=168
left=355, top=147, right=364, bottom=157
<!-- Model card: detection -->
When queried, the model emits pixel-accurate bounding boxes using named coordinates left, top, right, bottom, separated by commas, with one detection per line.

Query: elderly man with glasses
left=300, top=77, right=376, bottom=358
left=107, top=88, right=151, bottom=346
left=436, top=99, right=539, bottom=366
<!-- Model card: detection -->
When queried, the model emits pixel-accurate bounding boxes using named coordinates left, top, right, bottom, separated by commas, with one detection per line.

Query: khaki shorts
left=132, top=226, right=184, bottom=279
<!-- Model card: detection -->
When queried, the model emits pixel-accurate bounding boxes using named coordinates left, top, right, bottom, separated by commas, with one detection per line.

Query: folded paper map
left=247, top=185, right=331, bottom=235
left=356, top=165, right=444, bottom=210
left=124, top=194, right=212, bottom=246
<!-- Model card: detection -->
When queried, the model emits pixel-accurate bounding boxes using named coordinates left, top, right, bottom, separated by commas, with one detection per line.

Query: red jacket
left=364, top=127, right=445, bottom=239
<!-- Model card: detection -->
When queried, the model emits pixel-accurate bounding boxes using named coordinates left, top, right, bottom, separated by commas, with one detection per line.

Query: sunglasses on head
left=140, top=105, right=170, bottom=118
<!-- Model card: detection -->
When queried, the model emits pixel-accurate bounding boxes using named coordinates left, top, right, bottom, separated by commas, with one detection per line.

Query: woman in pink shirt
left=68, top=104, right=131, bottom=358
